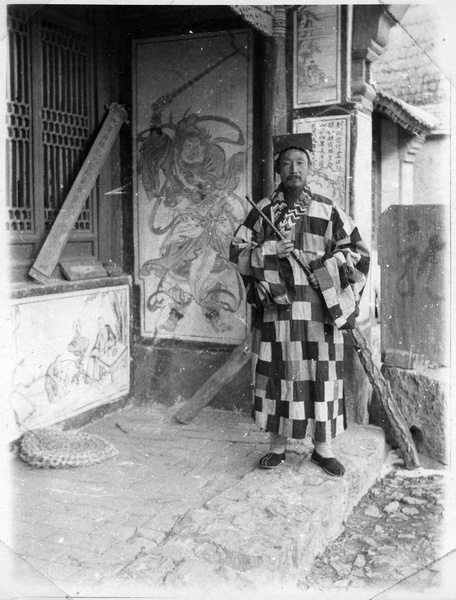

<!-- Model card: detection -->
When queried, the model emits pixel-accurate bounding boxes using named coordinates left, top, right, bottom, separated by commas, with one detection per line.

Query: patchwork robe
left=230, top=185, right=369, bottom=443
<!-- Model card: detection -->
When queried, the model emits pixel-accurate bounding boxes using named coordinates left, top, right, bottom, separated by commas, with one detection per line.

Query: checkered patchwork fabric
left=230, top=185, right=369, bottom=442
left=310, top=247, right=369, bottom=330
left=249, top=239, right=295, bottom=308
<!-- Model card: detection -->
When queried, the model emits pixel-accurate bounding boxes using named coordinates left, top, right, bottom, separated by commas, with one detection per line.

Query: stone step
left=158, top=424, right=387, bottom=591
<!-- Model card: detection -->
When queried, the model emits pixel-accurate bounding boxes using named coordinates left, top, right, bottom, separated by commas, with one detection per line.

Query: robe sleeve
left=330, top=203, right=370, bottom=293
left=229, top=202, right=295, bottom=308
left=309, top=203, right=370, bottom=329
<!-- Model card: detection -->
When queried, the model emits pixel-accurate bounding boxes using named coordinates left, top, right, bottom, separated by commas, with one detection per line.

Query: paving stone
left=384, top=500, right=401, bottom=513
left=88, top=522, right=137, bottom=542
left=364, top=505, right=382, bottom=518
left=353, top=554, right=366, bottom=568
left=136, top=526, right=166, bottom=544
left=12, top=536, right=66, bottom=561
left=402, top=494, right=426, bottom=505
left=49, top=530, right=118, bottom=553
left=41, top=561, right=83, bottom=581
left=11, top=519, right=59, bottom=540
left=46, top=513, right=104, bottom=535
left=401, top=505, right=420, bottom=516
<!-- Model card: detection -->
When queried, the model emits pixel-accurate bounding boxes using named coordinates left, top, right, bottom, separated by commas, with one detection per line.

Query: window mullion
left=30, top=14, right=45, bottom=244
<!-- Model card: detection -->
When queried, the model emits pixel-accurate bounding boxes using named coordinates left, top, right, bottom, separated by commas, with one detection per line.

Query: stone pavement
left=0, top=403, right=451, bottom=599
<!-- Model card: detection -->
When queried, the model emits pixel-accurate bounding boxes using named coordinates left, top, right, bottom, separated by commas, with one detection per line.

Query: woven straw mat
left=19, top=427, right=118, bottom=468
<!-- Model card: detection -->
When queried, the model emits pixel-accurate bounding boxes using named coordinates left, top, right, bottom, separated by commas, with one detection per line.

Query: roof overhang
left=374, top=89, right=440, bottom=136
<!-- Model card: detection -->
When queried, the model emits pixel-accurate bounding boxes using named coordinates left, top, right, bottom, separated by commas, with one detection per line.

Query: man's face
left=278, top=148, right=309, bottom=192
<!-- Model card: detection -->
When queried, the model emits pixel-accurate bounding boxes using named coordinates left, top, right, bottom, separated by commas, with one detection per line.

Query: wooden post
left=262, top=8, right=288, bottom=198
left=174, top=333, right=252, bottom=425
left=347, top=326, right=420, bottom=469
left=271, top=7, right=287, bottom=136
left=29, top=103, right=128, bottom=283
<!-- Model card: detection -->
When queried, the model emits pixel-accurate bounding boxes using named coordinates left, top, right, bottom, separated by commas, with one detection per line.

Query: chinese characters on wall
left=294, top=115, right=350, bottom=211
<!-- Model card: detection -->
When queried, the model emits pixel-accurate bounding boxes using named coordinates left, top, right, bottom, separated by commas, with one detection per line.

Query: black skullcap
left=273, top=133, right=313, bottom=157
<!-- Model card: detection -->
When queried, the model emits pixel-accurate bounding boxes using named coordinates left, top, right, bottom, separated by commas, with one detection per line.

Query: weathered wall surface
left=132, top=342, right=252, bottom=414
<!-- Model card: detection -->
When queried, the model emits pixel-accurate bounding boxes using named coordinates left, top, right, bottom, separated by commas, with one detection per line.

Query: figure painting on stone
left=5, top=286, right=130, bottom=441
left=134, top=31, right=252, bottom=343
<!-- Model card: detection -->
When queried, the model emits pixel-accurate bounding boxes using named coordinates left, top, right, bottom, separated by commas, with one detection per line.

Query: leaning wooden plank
left=29, top=103, right=128, bottom=283
left=347, top=326, right=420, bottom=470
left=174, top=332, right=252, bottom=425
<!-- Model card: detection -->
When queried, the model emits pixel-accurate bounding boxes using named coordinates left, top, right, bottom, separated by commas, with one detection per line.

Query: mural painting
left=134, top=31, right=252, bottom=343
left=5, top=285, right=130, bottom=441
left=293, top=5, right=341, bottom=107
left=294, top=115, right=350, bottom=211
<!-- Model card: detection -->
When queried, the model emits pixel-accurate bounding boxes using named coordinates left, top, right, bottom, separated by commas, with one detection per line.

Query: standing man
left=230, top=133, right=370, bottom=476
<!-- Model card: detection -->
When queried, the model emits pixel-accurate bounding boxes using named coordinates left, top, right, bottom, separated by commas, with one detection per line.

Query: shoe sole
left=258, top=462, right=284, bottom=470
left=311, top=457, right=344, bottom=477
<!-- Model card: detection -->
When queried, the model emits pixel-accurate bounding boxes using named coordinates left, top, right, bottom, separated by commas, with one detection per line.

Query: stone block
left=375, top=366, right=449, bottom=464
left=156, top=425, right=386, bottom=588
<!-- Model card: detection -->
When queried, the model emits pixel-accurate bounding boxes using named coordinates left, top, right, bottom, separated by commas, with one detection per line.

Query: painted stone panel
left=5, top=285, right=130, bottom=441
left=134, top=31, right=252, bottom=343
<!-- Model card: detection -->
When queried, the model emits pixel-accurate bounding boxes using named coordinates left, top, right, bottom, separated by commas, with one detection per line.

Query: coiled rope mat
left=19, top=427, right=118, bottom=468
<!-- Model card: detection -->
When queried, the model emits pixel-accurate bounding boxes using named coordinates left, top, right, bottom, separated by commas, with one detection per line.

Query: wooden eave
left=373, top=89, right=440, bottom=136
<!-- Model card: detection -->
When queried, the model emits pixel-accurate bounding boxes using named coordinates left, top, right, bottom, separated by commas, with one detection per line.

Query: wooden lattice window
left=6, top=6, right=98, bottom=277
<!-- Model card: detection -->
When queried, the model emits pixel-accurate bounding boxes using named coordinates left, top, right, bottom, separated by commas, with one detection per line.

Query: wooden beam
left=174, top=333, right=252, bottom=425
left=29, top=103, right=128, bottom=284
left=347, top=326, right=420, bottom=469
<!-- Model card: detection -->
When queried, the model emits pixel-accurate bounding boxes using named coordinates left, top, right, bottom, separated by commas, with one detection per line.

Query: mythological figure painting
left=134, top=31, right=252, bottom=343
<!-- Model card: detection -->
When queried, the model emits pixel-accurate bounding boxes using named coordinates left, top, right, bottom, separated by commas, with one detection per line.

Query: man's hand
left=308, top=272, right=319, bottom=290
left=276, top=239, right=294, bottom=259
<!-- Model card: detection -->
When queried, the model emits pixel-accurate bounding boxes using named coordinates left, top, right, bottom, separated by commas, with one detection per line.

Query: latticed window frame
left=6, top=6, right=98, bottom=273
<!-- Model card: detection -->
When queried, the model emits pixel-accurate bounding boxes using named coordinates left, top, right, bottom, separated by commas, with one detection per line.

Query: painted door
left=133, top=31, right=252, bottom=343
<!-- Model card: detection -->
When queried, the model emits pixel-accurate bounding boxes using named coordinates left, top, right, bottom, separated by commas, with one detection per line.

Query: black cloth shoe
left=311, top=450, right=345, bottom=477
left=258, top=452, right=286, bottom=469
